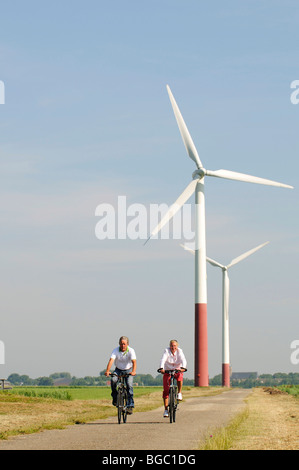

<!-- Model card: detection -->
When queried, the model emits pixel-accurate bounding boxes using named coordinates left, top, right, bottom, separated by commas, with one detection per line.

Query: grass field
left=10, top=386, right=161, bottom=401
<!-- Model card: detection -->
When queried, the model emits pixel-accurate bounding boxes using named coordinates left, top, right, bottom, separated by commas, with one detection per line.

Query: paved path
left=0, top=389, right=251, bottom=450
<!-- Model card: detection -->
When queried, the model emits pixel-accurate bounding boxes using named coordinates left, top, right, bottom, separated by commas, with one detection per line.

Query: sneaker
left=127, top=407, right=133, bottom=415
left=178, top=393, right=182, bottom=401
left=163, top=409, right=169, bottom=418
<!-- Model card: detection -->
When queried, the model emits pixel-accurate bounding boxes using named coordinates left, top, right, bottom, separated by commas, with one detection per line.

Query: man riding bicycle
left=105, top=336, right=137, bottom=414
left=159, top=339, right=187, bottom=418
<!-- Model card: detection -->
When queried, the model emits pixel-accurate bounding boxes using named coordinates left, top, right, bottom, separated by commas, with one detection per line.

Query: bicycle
left=158, top=368, right=187, bottom=423
left=109, top=372, right=131, bottom=424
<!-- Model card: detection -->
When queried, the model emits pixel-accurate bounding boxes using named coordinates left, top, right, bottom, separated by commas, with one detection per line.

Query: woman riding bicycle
left=105, top=336, right=137, bottom=414
left=159, top=339, right=187, bottom=418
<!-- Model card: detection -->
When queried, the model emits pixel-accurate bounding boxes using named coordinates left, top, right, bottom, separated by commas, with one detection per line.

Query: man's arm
left=131, top=359, right=137, bottom=376
left=179, top=349, right=187, bottom=370
left=159, top=349, right=168, bottom=373
left=104, top=357, right=115, bottom=376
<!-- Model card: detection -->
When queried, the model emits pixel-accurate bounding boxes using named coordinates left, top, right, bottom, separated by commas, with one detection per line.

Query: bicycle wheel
left=122, top=390, right=128, bottom=423
left=169, top=387, right=174, bottom=423
left=117, top=388, right=123, bottom=424
left=172, top=386, right=178, bottom=423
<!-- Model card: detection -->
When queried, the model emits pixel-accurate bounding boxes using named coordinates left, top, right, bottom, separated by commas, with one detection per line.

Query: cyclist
left=159, top=339, right=187, bottom=418
left=105, top=336, right=137, bottom=414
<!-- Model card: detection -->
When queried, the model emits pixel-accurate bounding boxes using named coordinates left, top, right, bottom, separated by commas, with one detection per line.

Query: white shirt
left=110, top=346, right=136, bottom=370
left=160, top=347, right=187, bottom=371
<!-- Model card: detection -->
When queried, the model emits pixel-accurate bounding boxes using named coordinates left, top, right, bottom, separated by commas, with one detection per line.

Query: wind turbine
left=146, top=85, right=293, bottom=387
left=182, top=241, right=269, bottom=387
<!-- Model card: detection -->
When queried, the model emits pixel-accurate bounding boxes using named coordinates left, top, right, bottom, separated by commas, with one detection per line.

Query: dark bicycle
left=110, top=372, right=131, bottom=424
left=158, top=368, right=187, bottom=423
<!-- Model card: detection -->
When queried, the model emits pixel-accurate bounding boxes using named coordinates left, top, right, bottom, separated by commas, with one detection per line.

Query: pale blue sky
left=0, top=1, right=298, bottom=380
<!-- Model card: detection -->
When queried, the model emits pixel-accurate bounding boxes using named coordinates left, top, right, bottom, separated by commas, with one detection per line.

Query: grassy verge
left=199, top=387, right=299, bottom=450
left=199, top=407, right=249, bottom=450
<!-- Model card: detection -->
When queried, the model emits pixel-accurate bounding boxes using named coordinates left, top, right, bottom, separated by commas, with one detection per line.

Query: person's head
left=169, top=340, right=178, bottom=354
left=119, top=336, right=129, bottom=351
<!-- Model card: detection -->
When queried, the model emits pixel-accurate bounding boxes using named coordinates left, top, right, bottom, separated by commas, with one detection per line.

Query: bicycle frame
left=166, top=370, right=178, bottom=423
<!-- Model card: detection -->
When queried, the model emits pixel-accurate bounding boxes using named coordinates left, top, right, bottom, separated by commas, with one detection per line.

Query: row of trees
left=7, top=372, right=72, bottom=386
left=7, top=371, right=299, bottom=388
left=209, top=372, right=299, bottom=388
left=5, top=372, right=189, bottom=387
left=7, top=371, right=194, bottom=387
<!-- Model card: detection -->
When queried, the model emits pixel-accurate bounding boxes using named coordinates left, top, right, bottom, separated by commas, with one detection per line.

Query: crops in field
left=278, top=385, right=299, bottom=397
left=9, top=388, right=72, bottom=400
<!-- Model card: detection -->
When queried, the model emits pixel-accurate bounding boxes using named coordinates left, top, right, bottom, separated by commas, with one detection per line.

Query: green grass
left=278, top=385, right=299, bottom=397
left=9, top=388, right=72, bottom=400
left=11, top=386, right=162, bottom=401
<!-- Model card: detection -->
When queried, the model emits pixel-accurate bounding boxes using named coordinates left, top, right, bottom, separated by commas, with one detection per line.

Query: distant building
left=53, top=377, right=72, bottom=386
left=0, top=379, right=13, bottom=390
left=231, top=372, right=258, bottom=381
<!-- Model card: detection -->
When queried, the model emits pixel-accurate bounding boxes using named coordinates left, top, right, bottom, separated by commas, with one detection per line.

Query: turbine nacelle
left=192, top=168, right=206, bottom=180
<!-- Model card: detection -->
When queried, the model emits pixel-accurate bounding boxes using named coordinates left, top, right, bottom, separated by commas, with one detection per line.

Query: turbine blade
left=227, top=241, right=269, bottom=269
left=166, top=85, right=203, bottom=169
left=206, top=257, right=225, bottom=269
left=145, top=179, right=197, bottom=244
left=205, top=169, right=293, bottom=189
left=180, top=244, right=195, bottom=254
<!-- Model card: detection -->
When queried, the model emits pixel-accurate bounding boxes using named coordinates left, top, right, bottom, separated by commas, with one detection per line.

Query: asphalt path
left=0, top=389, right=251, bottom=450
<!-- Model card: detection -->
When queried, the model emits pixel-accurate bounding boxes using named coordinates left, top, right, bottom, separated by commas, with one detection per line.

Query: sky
left=0, top=0, right=298, bottom=381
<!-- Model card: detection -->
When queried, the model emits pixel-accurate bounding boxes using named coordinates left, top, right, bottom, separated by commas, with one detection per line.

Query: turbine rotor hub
left=192, top=168, right=206, bottom=180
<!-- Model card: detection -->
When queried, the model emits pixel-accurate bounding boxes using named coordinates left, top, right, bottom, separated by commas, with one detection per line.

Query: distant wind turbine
left=182, top=242, right=269, bottom=387
left=145, top=85, right=293, bottom=387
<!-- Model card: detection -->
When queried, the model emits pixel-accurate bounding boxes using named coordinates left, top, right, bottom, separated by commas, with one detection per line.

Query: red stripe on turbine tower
left=222, top=363, right=230, bottom=387
left=195, top=303, right=208, bottom=387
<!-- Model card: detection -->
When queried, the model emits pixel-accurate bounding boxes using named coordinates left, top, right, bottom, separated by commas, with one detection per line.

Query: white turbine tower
left=182, top=241, right=269, bottom=387
left=146, top=85, right=293, bottom=387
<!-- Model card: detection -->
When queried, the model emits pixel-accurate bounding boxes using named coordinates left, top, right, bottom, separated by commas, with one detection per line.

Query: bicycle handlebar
left=157, top=368, right=187, bottom=373
left=109, top=372, right=132, bottom=377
